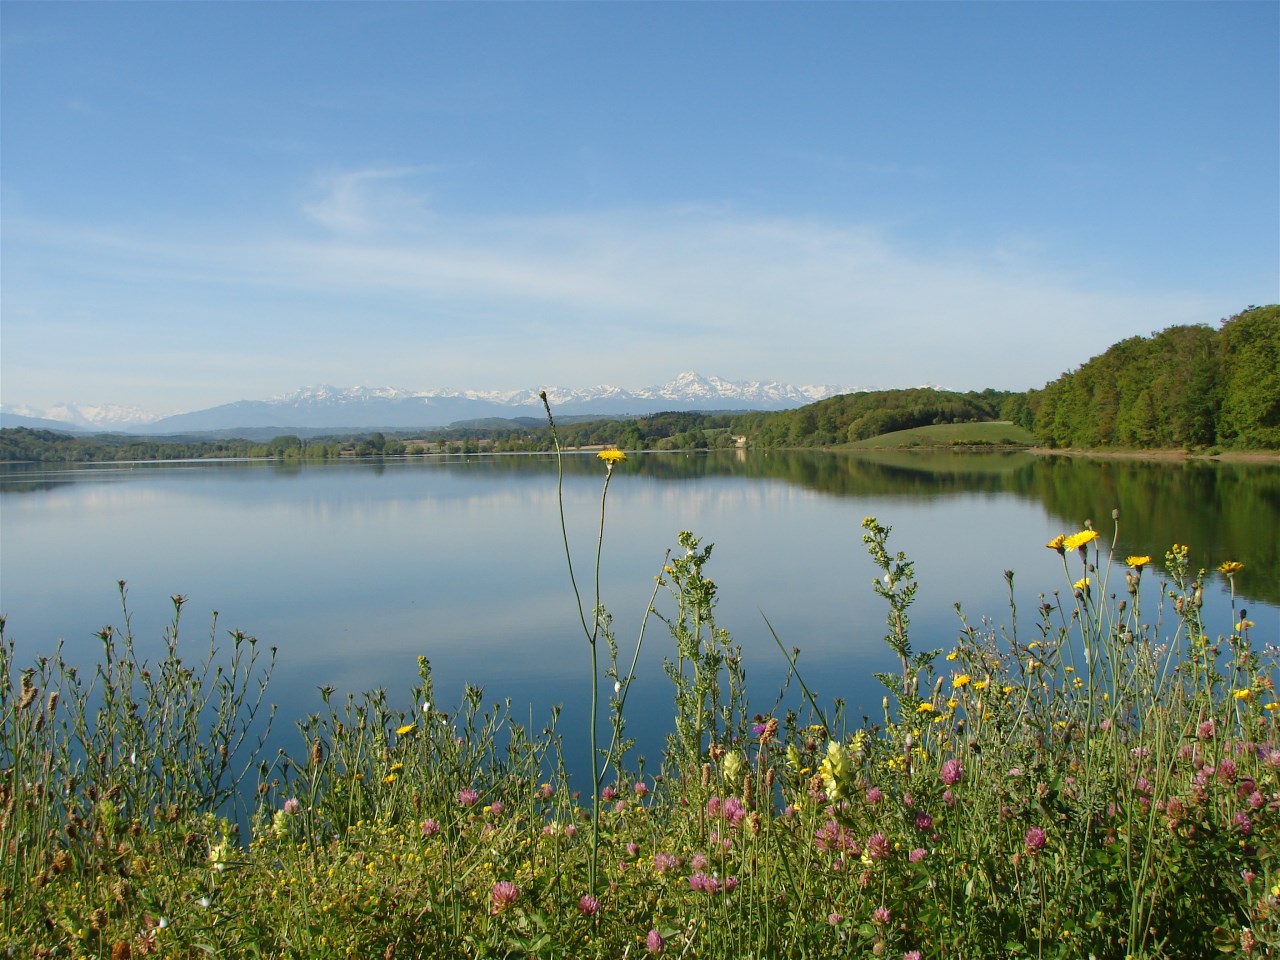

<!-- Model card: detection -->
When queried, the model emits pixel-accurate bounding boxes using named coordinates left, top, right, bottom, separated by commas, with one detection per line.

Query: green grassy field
left=844, top=420, right=1034, bottom=449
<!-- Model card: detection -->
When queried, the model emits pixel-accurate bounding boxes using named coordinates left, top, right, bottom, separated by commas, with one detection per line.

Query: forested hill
left=1007, top=305, right=1279, bottom=451
left=731, top=388, right=1013, bottom=446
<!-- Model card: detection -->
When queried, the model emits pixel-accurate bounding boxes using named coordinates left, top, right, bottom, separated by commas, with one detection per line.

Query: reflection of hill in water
left=425, top=449, right=1278, bottom=606
left=551, top=449, right=1280, bottom=608
left=5, top=451, right=1276, bottom=607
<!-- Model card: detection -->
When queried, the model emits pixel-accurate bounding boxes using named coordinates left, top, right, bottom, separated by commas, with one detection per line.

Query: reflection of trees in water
left=438, top=450, right=1279, bottom=605
left=566, top=449, right=1279, bottom=607
left=8, top=450, right=1276, bottom=606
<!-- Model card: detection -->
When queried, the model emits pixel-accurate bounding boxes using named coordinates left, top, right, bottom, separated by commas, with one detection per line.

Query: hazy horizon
left=3, top=3, right=1276, bottom=413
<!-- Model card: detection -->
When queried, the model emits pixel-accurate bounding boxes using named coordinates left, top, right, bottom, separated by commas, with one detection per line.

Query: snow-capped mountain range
left=2, top=372, right=863, bottom=435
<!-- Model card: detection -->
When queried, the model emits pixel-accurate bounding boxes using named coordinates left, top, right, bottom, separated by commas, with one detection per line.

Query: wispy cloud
left=2, top=165, right=1227, bottom=408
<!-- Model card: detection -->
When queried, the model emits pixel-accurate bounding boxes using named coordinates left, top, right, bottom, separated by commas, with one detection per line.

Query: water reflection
left=1, top=451, right=1275, bottom=774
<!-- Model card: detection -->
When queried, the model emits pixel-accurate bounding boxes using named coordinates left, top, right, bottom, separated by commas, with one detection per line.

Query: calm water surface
left=2, top=451, right=1277, bottom=770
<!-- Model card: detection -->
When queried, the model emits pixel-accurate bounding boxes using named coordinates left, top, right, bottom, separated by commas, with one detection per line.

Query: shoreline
left=1027, top=446, right=1280, bottom=463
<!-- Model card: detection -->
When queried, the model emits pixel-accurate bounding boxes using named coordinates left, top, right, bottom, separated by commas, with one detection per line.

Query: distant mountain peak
left=4, top=372, right=866, bottom=435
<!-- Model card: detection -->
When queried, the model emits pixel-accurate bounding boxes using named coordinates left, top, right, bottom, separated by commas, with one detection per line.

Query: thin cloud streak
left=2, top=170, right=1225, bottom=409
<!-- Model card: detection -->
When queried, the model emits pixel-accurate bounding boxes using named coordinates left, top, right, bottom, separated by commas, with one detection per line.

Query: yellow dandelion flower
left=916, top=702, right=936, bottom=714
left=395, top=723, right=415, bottom=736
left=1046, top=534, right=1067, bottom=553
left=973, top=679, right=989, bottom=691
left=946, top=651, right=959, bottom=661
left=1073, top=577, right=1090, bottom=591
left=953, top=674, right=972, bottom=689
left=1126, top=556, right=1152, bottom=570
left=597, top=448, right=627, bottom=464
left=389, top=762, right=404, bottom=773
left=1233, top=689, right=1253, bottom=701
left=1264, top=702, right=1279, bottom=712
left=383, top=773, right=397, bottom=784
left=1235, top=619, right=1256, bottom=632
left=1063, top=530, right=1099, bottom=551
left=1218, top=560, right=1245, bottom=575
left=946, top=698, right=959, bottom=710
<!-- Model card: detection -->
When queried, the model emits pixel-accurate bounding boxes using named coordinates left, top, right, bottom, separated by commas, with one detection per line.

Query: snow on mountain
left=0, top=401, right=164, bottom=430
left=5, top=373, right=866, bottom=434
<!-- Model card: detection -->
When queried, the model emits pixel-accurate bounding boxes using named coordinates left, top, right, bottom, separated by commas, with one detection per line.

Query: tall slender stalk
left=540, top=391, right=628, bottom=895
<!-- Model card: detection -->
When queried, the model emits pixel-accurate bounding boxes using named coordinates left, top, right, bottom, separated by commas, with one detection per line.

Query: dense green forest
left=1010, top=304, right=1279, bottom=450
left=731, top=387, right=1014, bottom=446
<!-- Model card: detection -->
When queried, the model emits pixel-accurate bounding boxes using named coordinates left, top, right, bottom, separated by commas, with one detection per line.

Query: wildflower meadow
left=2, top=417, right=1277, bottom=958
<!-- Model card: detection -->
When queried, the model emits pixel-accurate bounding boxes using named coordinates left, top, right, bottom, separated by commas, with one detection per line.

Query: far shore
left=1027, top=446, right=1280, bottom=463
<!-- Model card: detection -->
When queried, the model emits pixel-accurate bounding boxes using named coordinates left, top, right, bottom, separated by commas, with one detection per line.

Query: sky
left=2, top=2, right=1277, bottom=416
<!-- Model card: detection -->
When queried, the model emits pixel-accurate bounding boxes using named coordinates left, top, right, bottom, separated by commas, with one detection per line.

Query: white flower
left=422, top=701, right=431, bottom=714
left=613, top=681, right=621, bottom=695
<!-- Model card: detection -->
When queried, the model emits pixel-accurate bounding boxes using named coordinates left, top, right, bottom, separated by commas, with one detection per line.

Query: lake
left=2, top=450, right=1277, bottom=776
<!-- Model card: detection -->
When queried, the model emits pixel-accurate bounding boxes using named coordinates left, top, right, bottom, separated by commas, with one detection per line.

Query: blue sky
left=3, top=2, right=1277, bottom=414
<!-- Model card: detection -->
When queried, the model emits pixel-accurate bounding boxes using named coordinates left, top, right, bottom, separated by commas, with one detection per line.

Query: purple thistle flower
left=490, top=880, right=519, bottom=913
left=652, top=852, right=680, bottom=873
left=1024, top=826, right=1047, bottom=854
left=865, top=832, right=890, bottom=861
left=687, top=872, right=720, bottom=894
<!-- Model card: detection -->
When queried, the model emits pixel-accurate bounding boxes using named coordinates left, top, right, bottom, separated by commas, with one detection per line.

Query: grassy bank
left=844, top=421, right=1035, bottom=449
left=3, top=473, right=1276, bottom=956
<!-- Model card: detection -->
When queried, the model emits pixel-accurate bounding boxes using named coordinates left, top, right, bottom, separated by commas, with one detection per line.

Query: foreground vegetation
left=3, top=494, right=1276, bottom=957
